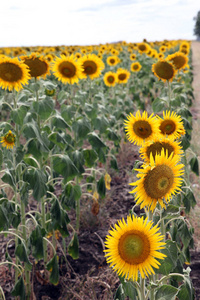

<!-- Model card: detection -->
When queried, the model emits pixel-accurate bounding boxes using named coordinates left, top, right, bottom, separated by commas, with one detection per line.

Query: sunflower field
left=0, top=40, right=198, bottom=299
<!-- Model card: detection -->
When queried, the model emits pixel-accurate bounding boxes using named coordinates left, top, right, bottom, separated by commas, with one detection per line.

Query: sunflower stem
left=167, top=80, right=172, bottom=110
left=140, top=277, right=146, bottom=300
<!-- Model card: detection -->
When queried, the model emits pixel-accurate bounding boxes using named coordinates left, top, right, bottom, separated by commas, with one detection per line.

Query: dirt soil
left=1, top=41, right=200, bottom=300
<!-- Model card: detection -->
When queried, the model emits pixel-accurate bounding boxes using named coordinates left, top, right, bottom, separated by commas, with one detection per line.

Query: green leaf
left=114, top=284, right=125, bottom=300
left=152, top=97, right=165, bottom=113
left=11, top=276, right=26, bottom=300
left=97, top=176, right=106, bottom=199
left=110, top=155, right=118, bottom=170
left=155, top=284, right=178, bottom=300
left=15, top=242, right=32, bottom=270
left=83, top=149, right=98, bottom=167
left=71, top=150, right=85, bottom=174
left=72, top=118, right=91, bottom=140
left=51, top=112, right=70, bottom=129
left=24, top=168, right=47, bottom=201
left=182, top=188, right=197, bottom=213
left=1, top=169, right=15, bottom=187
left=11, top=105, right=28, bottom=126
left=61, top=104, right=76, bottom=122
left=177, top=275, right=194, bottom=300
left=93, top=115, right=109, bottom=133
left=30, top=225, right=44, bottom=260
left=48, top=132, right=67, bottom=150
left=63, top=183, right=82, bottom=209
left=53, top=154, right=79, bottom=181
left=23, top=121, right=49, bottom=151
left=0, top=149, right=3, bottom=167
left=0, top=204, right=9, bottom=230
left=106, top=128, right=120, bottom=142
left=50, top=198, right=70, bottom=237
left=87, top=132, right=107, bottom=149
left=156, top=240, right=178, bottom=275
left=32, top=97, right=54, bottom=120
left=46, top=255, right=59, bottom=285
left=68, top=232, right=79, bottom=259
left=189, top=155, right=199, bottom=176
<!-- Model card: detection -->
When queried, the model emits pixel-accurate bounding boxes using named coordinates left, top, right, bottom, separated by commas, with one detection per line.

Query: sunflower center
left=144, top=164, right=174, bottom=199
left=147, top=142, right=174, bottom=160
left=170, top=56, right=186, bottom=70
left=118, top=230, right=150, bottom=264
left=24, top=58, right=48, bottom=78
left=108, top=75, right=114, bottom=83
left=59, top=61, right=76, bottom=78
left=133, top=64, right=139, bottom=70
left=118, top=73, right=127, bottom=81
left=154, top=61, right=174, bottom=80
left=5, top=132, right=16, bottom=144
left=110, top=59, right=115, bottom=64
left=160, top=120, right=176, bottom=135
left=133, top=120, right=152, bottom=138
left=0, top=62, right=23, bottom=82
left=83, top=60, right=97, bottom=75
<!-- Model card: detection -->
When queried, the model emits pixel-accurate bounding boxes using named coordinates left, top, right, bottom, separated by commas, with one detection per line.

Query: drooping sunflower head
left=139, top=136, right=183, bottom=163
left=152, top=59, right=176, bottom=82
left=79, top=54, right=105, bottom=80
left=166, top=52, right=188, bottom=71
left=106, top=55, right=119, bottom=66
left=104, top=215, right=166, bottom=281
left=103, top=71, right=118, bottom=87
left=51, top=54, right=84, bottom=85
left=20, top=52, right=50, bottom=79
left=0, top=56, right=30, bottom=92
left=130, top=149, right=184, bottom=211
left=1, top=130, right=16, bottom=149
left=124, top=110, right=161, bottom=146
left=157, top=110, right=186, bottom=140
left=116, top=68, right=130, bottom=84
left=130, top=62, right=142, bottom=72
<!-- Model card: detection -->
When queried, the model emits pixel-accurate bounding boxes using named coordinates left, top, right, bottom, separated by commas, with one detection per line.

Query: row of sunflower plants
left=104, top=42, right=197, bottom=299
left=0, top=39, right=196, bottom=299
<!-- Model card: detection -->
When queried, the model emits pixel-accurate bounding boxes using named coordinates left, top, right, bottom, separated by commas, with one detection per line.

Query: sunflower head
left=152, top=59, right=176, bottom=82
left=157, top=110, right=186, bottom=140
left=166, top=52, right=188, bottom=70
left=130, top=53, right=137, bottom=61
left=130, top=149, right=184, bottom=211
left=106, top=55, right=120, bottom=66
left=137, top=42, right=150, bottom=54
left=116, top=68, right=130, bottom=84
left=1, top=130, right=16, bottom=149
left=79, top=54, right=105, bottom=80
left=104, top=215, right=166, bottom=281
left=124, top=110, right=161, bottom=146
left=130, top=62, right=142, bottom=72
left=103, top=71, right=117, bottom=87
left=0, top=56, right=30, bottom=91
left=20, top=52, right=50, bottom=78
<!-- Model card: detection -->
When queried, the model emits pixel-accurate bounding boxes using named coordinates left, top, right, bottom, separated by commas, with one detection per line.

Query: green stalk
left=140, top=277, right=146, bottom=300
left=167, top=80, right=172, bottom=110
left=75, top=175, right=80, bottom=232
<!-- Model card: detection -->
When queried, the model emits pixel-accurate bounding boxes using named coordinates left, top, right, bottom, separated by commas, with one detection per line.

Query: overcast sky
left=1, top=0, right=199, bottom=48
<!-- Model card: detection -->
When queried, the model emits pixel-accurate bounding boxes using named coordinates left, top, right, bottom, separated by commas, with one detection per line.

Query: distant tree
left=194, top=11, right=200, bottom=40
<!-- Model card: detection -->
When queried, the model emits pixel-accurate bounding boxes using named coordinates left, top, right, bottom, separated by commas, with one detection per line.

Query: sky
left=0, top=0, right=199, bottom=48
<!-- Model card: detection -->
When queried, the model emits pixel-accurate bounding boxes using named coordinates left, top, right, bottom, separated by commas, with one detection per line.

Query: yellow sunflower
left=116, top=68, right=130, bottom=84
left=103, top=71, right=118, bottom=87
left=0, top=56, right=30, bottom=92
left=124, top=110, right=161, bottom=146
left=137, top=42, right=150, bottom=54
left=130, top=62, right=142, bottom=72
left=139, top=136, right=183, bottom=163
left=104, top=215, right=166, bottom=281
left=1, top=130, right=16, bottom=149
left=130, top=149, right=184, bottom=211
left=130, top=53, right=137, bottom=61
left=158, top=53, right=165, bottom=59
left=157, top=111, right=185, bottom=140
left=166, top=52, right=188, bottom=71
left=152, top=59, right=176, bottom=82
left=20, top=52, right=50, bottom=79
left=79, top=54, right=105, bottom=80
left=106, top=55, right=119, bottom=66
left=51, top=54, right=84, bottom=84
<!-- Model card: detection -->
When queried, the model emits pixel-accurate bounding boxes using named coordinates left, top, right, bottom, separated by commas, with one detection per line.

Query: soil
left=1, top=41, right=200, bottom=300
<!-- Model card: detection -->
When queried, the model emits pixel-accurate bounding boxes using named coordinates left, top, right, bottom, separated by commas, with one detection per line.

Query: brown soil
left=1, top=41, right=200, bottom=300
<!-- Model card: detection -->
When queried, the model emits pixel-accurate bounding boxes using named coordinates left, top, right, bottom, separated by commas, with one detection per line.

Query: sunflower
left=137, top=42, right=150, bottom=54
left=158, top=53, right=165, bottom=59
left=166, top=52, right=188, bottom=71
left=104, top=215, right=166, bottom=281
left=51, top=54, right=84, bottom=84
left=74, top=52, right=82, bottom=60
left=130, top=149, right=184, bottom=211
left=130, top=62, right=142, bottom=72
left=79, top=54, right=105, bottom=80
left=1, top=130, right=16, bottom=149
left=20, top=52, right=50, bottom=79
left=106, top=55, right=119, bottom=66
left=152, top=59, right=176, bottom=82
left=0, top=56, right=30, bottom=92
left=157, top=110, right=185, bottom=140
left=124, top=110, right=161, bottom=146
left=103, top=71, right=118, bottom=87
left=139, top=136, right=183, bottom=163
left=116, top=68, right=130, bottom=84
left=130, top=53, right=137, bottom=61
